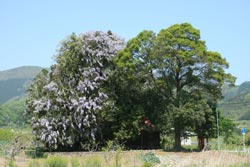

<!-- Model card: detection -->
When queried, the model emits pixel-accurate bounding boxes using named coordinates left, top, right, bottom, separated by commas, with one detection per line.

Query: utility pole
left=241, top=128, right=246, bottom=152
left=216, top=108, right=220, bottom=150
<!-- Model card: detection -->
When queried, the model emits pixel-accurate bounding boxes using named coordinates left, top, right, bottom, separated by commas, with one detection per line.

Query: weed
left=229, top=163, right=250, bottom=167
left=83, top=156, right=101, bottom=167
left=8, top=160, right=17, bottom=167
left=70, top=157, right=80, bottom=167
left=28, top=160, right=41, bottom=167
left=141, top=162, right=154, bottom=167
left=46, top=156, right=68, bottom=167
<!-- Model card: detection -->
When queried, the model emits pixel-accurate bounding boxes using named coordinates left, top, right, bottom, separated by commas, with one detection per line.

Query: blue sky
left=0, top=0, right=249, bottom=84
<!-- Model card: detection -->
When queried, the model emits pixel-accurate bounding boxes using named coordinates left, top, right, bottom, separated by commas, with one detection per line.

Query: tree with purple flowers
left=26, top=31, right=125, bottom=149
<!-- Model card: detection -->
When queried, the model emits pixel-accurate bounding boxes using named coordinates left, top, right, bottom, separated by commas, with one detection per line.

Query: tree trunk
left=174, top=128, right=182, bottom=150
left=198, top=137, right=205, bottom=150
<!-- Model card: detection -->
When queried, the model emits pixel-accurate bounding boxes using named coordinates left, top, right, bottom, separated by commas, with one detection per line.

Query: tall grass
left=3, top=150, right=250, bottom=167
left=46, top=156, right=68, bottom=167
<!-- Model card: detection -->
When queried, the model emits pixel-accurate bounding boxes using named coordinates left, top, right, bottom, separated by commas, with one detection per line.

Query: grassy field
left=1, top=128, right=250, bottom=166
left=1, top=150, right=250, bottom=167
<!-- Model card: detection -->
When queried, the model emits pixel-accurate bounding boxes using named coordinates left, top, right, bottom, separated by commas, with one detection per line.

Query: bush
left=140, top=152, right=160, bottom=165
left=161, top=135, right=174, bottom=150
left=224, top=135, right=240, bottom=145
left=25, top=147, right=48, bottom=158
left=244, top=133, right=250, bottom=146
left=46, top=156, right=68, bottom=167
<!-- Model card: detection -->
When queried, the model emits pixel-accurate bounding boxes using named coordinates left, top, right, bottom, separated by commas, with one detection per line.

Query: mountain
left=0, top=66, right=43, bottom=104
left=0, top=96, right=27, bottom=127
left=219, top=81, right=250, bottom=121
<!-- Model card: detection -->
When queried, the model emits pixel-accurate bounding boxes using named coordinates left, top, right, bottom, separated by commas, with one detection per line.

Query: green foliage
left=219, top=114, right=237, bottom=144
left=0, top=128, right=15, bottom=141
left=224, top=135, right=241, bottom=145
left=25, top=147, right=48, bottom=159
left=105, top=30, right=164, bottom=145
left=161, top=135, right=174, bottom=150
left=115, top=147, right=122, bottom=167
left=46, top=156, right=68, bottom=167
left=244, top=133, right=250, bottom=145
left=140, top=152, right=160, bottom=164
left=141, top=162, right=154, bottom=167
left=112, top=23, right=234, bottom=149
left=22, top=24, right=235, bottom=151
left=0, top=97, right=27, bottom=127
left=102, top=140, right=123, bottom=166
left=8, top=160, right=17, bottom=167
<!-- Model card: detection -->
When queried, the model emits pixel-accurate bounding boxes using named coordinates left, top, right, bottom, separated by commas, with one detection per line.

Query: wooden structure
left=140, top=118, right=160, bottom=149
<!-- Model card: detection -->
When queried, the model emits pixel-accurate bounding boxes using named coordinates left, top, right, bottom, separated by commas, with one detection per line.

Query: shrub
left=25, top=147, right=48, bottom=158
left=46, top=156, right=68, bottom=167
left=161, top=135, right=174, bottom=150
left=140, top=152, right=160, bottom=165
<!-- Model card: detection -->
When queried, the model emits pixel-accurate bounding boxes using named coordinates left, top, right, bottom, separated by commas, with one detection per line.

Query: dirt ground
left=1, top=150, right=250, bottom=167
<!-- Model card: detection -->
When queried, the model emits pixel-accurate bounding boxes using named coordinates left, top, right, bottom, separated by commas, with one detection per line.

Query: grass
left=23, top=151, right=144, bottom=167
left=1, top=150, right=250, bottom=166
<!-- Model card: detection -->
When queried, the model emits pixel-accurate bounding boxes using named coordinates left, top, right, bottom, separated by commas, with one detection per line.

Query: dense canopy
left=26, top=23, right=235, bottom=150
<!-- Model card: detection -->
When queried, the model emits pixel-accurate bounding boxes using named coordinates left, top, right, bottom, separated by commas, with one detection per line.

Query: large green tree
left=101, top=30, right=162, bottom=143
left=153, top=23, right=235, bottom=149
left=113, top=23, right=235, bottom=149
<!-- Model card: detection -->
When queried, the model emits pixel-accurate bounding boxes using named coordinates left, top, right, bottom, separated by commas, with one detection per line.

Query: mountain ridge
left=0, top=66, right=44, bottom=103
left=0, top=66, right=44, bottom=81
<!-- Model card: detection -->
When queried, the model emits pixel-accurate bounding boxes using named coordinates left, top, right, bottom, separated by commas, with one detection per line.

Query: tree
left=102, top=30, right=157, bottom=142
left=113, top=23, right=235, bottom=149
left=152, top=23, right=235, bottom=149
left=26, top=31, right=125, bottom=149
left=99, top=30, right=169, bottom=149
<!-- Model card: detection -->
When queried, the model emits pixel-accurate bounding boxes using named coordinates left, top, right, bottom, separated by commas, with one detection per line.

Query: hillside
left=219, top=81, right=250, bottom=121
left=0, top=96, right=27, bottom=127
left=0, top=66, right=43, bottom=103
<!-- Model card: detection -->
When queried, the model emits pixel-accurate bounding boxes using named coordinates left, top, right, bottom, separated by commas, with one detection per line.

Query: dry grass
left=155, top=150, right=250, bottom=167
left=0, top=150, right=250, bottom=167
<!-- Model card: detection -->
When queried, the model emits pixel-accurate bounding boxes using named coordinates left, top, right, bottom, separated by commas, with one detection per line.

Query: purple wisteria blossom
left=26, top=31, right=125, bottom=148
